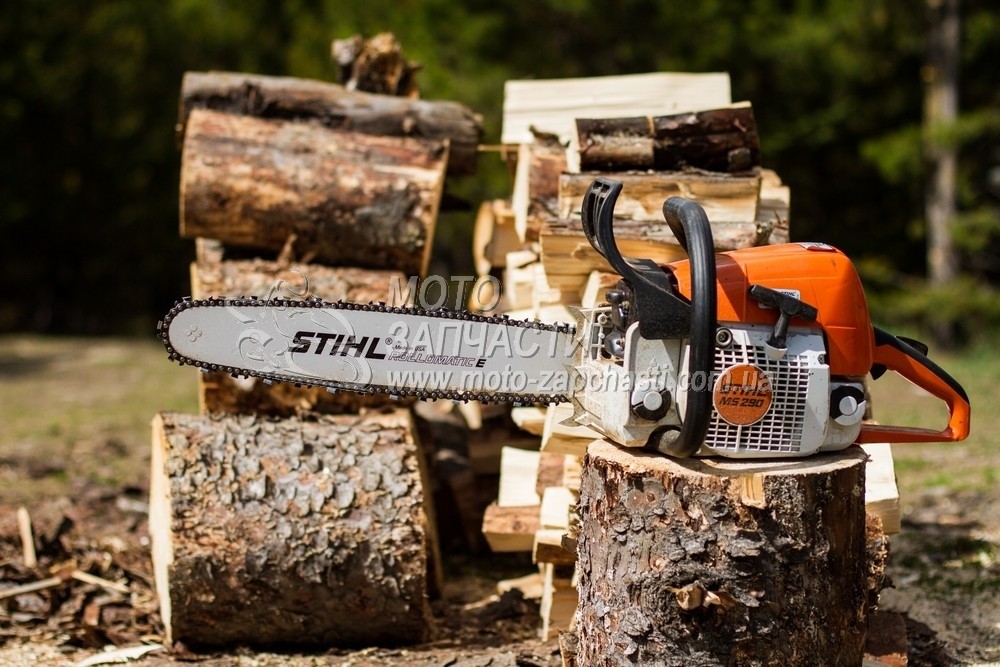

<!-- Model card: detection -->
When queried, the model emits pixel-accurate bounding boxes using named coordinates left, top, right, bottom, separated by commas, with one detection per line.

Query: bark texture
left=189, top=259, right=413, bottom=416
left=575, top=440, right=870, bottom=667
left=180, top=109, right=447, bottom=277
left=150, top=410, right=434, bottom=648
left=577, top=104, right=760, bottom=173
left=180, top=71, right=481, bottom=175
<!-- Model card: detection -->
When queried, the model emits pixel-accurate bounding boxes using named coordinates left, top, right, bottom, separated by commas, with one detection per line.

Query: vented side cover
left=687, top=327, right=833, bottom=458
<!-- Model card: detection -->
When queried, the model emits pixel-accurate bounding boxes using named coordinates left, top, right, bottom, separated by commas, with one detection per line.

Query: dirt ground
left=0, top=336, right=998, bottom=666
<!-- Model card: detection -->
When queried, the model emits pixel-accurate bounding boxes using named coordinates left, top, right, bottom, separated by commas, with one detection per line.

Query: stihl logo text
left=289, top=332, right=387, bottom=360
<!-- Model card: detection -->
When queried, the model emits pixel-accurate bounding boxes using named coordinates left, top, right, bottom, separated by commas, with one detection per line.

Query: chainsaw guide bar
left=159, top=296, right=578, bottom=406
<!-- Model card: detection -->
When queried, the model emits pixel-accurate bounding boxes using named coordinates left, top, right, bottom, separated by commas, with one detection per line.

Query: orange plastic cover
left=669, top=243, right=874, bottom=376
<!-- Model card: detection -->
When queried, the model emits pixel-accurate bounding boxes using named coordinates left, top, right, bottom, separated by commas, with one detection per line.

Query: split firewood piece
left=331, top=32, right=421, bottom=98
left=539, top=562, right=576, bottom=641
left=16, top=507, right=36, bottom=569
left=512, top=136, right=567, bottom=242
left=472, top=199, right=521, bottom=276
left=541, top=405, right=601, bottom=457
left=481, top=503, right=541, bottom=553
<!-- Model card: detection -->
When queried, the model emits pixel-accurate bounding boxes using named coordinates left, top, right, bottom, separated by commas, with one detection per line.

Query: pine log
left=575, top=440, right=872, bottom=666
left=189, top=259, right=413, bottom=416
left=180, top=109, right=447, bottom=277
left=150, top=410, right=436, bottom=648
left=180, top=71, right=481, bottom=175
left=577, top=103, right=760, bottom=173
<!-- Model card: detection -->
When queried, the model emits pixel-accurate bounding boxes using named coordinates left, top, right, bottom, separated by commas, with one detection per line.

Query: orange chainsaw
left=159, top=177, right=970, bottom=458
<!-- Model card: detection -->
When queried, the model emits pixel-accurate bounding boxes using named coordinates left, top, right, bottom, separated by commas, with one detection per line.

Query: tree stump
left=576, top=440, right=871, bottom=666
left=150, top=409, right=436, bottom=648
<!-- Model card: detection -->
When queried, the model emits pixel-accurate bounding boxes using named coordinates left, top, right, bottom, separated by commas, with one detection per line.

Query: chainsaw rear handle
left=857, top=328, right=971, bottom=443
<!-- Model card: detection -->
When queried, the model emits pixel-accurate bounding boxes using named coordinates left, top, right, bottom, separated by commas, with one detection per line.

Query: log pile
left=152, top=40, right=481, bottom=648
left=473, top=72, right=898, bottom=649
left=154, top=59, right=906, bottom=658
left=474, top=73, right=784, bottom=640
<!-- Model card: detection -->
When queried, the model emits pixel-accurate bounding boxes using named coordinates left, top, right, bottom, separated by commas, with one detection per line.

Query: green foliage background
left=1, top=0, right=997, bottom=339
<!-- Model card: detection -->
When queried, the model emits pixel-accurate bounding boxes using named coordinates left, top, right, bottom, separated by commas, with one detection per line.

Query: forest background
left=1, top=0, right=997, bottom=346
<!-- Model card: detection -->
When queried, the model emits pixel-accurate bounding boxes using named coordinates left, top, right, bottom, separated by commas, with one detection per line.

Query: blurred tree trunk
left=925, top=0, right=960, bottom=347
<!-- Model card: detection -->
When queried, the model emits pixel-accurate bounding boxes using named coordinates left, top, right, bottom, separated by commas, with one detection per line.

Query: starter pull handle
left=857, top=328, right=970, bottom=443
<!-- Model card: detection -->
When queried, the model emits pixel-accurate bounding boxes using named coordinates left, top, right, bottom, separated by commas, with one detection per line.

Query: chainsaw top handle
left=580, top=178, right=716, bottom=458
left=655, top=196, right=717, bottom=457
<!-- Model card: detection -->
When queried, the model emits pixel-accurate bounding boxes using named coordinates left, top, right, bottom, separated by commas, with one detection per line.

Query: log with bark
left=577, top=102, right=761, bottom=173
left=179, top=71, right=481, bottom=176
left=331, top=32, right=420, bottom=97
left=150, top=409, right=438, bottom=648
left=575, top=440, right=874, bottom=666
left=189, top=258, right=414, bottom=416
left=180, top=109, right=448, bottom=277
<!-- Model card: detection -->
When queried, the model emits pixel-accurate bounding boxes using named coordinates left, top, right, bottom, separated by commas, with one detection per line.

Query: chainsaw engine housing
left=573, top=310, right=866, bottom=458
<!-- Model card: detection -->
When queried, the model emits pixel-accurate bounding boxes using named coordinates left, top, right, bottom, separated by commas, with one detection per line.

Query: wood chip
left=0, top=576, right=63, bottom=600
left=16, top=507, right=37, bottom=569
left=73, top=643, right=163, bottom=667
left=72, top=570, right=130, bottom=595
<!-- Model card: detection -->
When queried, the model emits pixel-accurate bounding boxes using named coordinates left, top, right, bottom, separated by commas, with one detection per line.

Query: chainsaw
left=160, top=177, right=970, bottom=458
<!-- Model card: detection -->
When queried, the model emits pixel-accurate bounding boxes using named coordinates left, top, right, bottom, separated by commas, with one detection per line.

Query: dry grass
left=0, top=335, right=198, bottom=505
left=868, top=342, right=997, bottom=497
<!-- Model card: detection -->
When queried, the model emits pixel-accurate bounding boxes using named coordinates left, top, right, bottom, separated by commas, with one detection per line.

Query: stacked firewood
left=151, top=35, right=482, bottom=649
left=474, top=71, right=791, bottom=639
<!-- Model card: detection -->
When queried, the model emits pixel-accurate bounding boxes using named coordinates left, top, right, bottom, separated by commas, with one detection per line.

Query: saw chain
left=158, top=296, right=577, bottom=405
